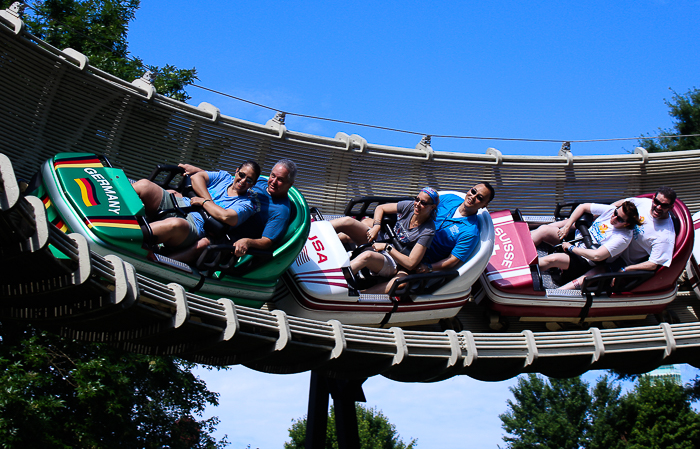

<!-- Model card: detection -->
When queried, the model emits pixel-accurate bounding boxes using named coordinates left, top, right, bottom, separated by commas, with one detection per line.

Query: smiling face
left=461, top=184, right=490, bottom=215
left=267, top=164, right=293, bottom=198
left=413, top=191, right=437, bottom=219
left=651, top=193, right=673, bottom=220
left=231, top=164, right=258, bottom=194
left=611, top=206, right=630, bottom=228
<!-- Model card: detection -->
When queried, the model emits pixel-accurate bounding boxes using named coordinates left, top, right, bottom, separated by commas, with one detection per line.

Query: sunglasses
left=236, top=170, right=256, bottom=185
left=414, top=197, right=433, bottom=207
left=613, top=207, right=628, bottom=224
left=652, top=196, right=673, bottom=209
left=470, top=187, right=486, bottom=202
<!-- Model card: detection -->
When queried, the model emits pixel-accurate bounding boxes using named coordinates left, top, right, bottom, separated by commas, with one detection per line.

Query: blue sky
left=128, top=1, right=700, bottom=158
left=124, top=1, right=700, bottom=447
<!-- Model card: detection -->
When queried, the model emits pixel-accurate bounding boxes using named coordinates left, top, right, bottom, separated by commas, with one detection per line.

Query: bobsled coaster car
left=28, top=152, right=310, bottom=307
left=271, top=191, right=495, bottom=327
left=685, top=211, right=700, bottom=299
left=475, top=195, right=693, bottom=330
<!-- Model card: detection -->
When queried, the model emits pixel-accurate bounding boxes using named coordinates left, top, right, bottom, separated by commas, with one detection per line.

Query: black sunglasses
left=414, top=196, right=433, bottom=206
left=470, top=187, right=485, bottom=202
left=236, top=170, right=256, bottom=185
left=613, top=207, right=628, bottom=224
left=652, top=196, right=673, bottom=209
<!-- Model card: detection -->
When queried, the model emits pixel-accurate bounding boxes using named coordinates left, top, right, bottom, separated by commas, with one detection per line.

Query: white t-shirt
left=574, top=203, right=633, bottom=264
left=621, top=197, right=675, bottom=267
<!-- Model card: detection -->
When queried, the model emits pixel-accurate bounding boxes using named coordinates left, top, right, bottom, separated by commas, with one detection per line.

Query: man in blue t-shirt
left=415, top=182, right=494, bottom=273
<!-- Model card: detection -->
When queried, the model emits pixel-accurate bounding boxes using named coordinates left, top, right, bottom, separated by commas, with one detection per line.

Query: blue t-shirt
left=182, top=170, right=256, bottom=237
left=422, top=194, right=480, bottom=264
left=232, top=178, right=291, bottom=244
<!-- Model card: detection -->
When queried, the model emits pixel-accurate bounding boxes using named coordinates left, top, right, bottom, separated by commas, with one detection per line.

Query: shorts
left=370, top=251, right=398, bottom=278
left=156, top=188, right=201, bottom=250
left=566, top=252, right=596, bottom=279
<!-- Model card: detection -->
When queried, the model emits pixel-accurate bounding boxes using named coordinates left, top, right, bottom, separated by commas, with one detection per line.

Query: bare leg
left=169, top=237, right=211, bottom=264
left=362, top=271, right=409, bottom=295
left=133, top=179, right=165, bottom=216
left=350, top=251, right=387, bottom=275
left=559, top=266, right=606, bottom=290
left=531, top=222, right=567, bottom=246
left=330, top=216, right=371, bottom=245
left=149, top=217, right=191, bottom=247
left=538, top=253, right=571, bottom=271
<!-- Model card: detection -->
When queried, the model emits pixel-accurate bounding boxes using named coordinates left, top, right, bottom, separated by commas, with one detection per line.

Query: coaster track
left=1, top=8, right=700, bottom=381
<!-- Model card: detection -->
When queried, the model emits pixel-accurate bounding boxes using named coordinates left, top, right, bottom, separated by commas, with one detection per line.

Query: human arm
left=367, top=203, right=399, bottom=242
left=415, top=255, right=462, bottom=273
left=372, top=242, right=428, bottom=272
left=178, top=163, right=206, bottom=176
left=620, top=261, right=659, bottom=272
left=556, top=203, right=593, bottom=241
left=188, top=171, right=212, bottom=199
left=189, top=196, right=254, bottom=227
left=562, top=241, right=612, bottom=263
left=232, top=236, right=273, bottom=257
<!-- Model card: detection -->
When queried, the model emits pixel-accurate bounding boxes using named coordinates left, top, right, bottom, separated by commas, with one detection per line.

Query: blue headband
left=421, top=187, right=439, bottom=206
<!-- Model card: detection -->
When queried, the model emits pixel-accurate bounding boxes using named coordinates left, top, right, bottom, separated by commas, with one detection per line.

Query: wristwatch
left=386, top=244, right=393, bottom=253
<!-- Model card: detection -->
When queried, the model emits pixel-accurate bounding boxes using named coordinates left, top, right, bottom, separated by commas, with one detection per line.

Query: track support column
left=305, top=370, right=366, bottom=449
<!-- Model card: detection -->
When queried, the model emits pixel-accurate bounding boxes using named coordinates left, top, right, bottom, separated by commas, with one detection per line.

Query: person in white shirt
left=533, top=201, right=641, bottom=289
left=612, top=186, right=677, bottom=272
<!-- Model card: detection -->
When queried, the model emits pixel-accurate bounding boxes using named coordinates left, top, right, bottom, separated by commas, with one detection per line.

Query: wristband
left=620, top=267, right=626, bottom=272
left=426, top=263, right=433, bottom=272
left=202, top=199, right=210, bottom=206
left=567, top=245, right=574, bottom=254
left=373, top=221, right=381, bottom=226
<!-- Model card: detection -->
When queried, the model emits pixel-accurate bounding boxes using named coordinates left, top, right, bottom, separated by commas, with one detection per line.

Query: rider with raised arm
left=132, top=161, right=260, bottom=261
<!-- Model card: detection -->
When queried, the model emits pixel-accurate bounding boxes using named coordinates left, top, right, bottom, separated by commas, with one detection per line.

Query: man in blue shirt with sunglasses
left=416, top=182, right=495, bottom=273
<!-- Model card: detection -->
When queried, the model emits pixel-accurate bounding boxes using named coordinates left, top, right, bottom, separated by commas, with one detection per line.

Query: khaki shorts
left=156, top=189, right=201, bottom=249
left=370, top=251, right=398, bottom=277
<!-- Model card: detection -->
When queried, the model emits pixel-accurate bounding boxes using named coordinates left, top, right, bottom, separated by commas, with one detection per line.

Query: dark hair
left=274, top=158, right=297, bottom=184
left=655, top=186, right=676, bottom=204
left=238, top=160, right=261, bottom=180
left=620, top=201, right=642, bottom=227
left=478, top=181, right=495, bottom=203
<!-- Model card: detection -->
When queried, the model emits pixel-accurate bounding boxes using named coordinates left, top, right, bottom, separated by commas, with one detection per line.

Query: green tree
left=0, top=0, right=197, bottom=101
left=500, top=372, right=700, bottom=449
left=639, top=87, right=700, bottom=153
left=0, top=323, right=228, bottom=448
left=285, top=404, right=417, bottom=449
left=620, top=377, right=700, bottom=449
left=500, top=374, right=592, bottom=449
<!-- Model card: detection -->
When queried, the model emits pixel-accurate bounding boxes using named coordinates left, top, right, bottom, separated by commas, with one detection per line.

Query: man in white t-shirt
left=613, top=186, right=677, bottom=272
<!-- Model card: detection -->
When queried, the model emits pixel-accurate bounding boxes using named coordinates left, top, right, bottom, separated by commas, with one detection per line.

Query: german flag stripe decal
left=84, top=216, right=140, bottom=230
left=74, top=178, right=100, bottom=207
left=53, top=156, right=103, bottom=170
left=51, top=217, right=68, bottom=233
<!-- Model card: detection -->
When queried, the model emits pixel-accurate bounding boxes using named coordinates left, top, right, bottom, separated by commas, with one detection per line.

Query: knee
left=332, top=216, right=354, bottom=231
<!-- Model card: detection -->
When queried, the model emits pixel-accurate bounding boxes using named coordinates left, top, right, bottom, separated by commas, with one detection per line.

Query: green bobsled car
left=29, top=152, right=310, bottom=308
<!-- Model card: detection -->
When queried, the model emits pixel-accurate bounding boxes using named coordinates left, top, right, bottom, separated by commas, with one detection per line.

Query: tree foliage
left=500, top=373, right=700, bottom=449
left=0, top=323, right=228, bottom=448
left=0, top=0, right=197, bottom=101
left=285, top=404, right=417, bottom=449
left=639, top=87, right=700, bottom=153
